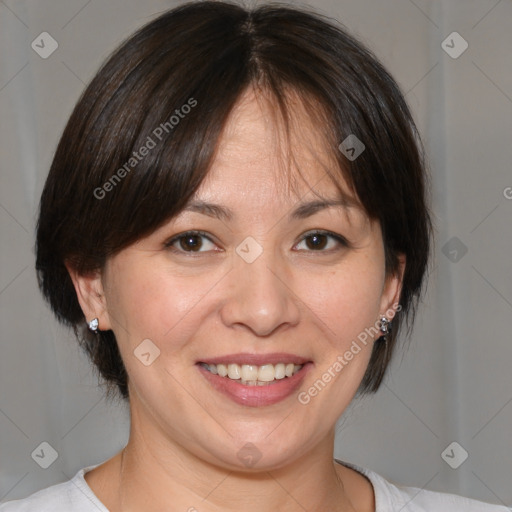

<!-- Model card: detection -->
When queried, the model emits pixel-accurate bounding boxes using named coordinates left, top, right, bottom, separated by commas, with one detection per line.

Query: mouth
left=196, top=353, right=313, bottom=407
left=198, top=361, right=303, bottom=386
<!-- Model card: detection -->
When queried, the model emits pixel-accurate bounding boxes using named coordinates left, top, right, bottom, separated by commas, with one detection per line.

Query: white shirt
left=0, top=459, right=508, bottom=511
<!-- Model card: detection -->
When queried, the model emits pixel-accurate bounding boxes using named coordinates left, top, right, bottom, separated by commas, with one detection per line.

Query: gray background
left=1, top=0, right=511, bottom=507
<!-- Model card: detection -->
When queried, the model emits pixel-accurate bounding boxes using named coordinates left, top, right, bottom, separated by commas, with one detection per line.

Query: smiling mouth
left=199, top=362, right=303, bottom=386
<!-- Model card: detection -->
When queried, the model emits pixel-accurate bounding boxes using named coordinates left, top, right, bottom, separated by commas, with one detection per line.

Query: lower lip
left=197, top=363, right=313, bottom=407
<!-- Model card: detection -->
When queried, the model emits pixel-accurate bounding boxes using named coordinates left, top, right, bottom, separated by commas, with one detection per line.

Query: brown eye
left=294, top=230, right=348, bottom=252
left=179, top=234, right=203, bottom=252
left=305, top=233, right=328, bottom=250
left=165, top=231, right=218, bottom=254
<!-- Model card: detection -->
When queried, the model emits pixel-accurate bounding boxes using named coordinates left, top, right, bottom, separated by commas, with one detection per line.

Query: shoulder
left=335, top=459, right=509, bottom=512
left=0, top=465, right=108, bottom=512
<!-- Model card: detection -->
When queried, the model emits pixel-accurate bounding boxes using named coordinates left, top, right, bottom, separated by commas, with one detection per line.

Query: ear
left=379, top=253, right=406, bottom=318
left=65, top=261, right=112, bottom=331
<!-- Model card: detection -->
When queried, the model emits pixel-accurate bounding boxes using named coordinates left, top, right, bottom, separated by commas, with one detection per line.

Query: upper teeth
left=202, top=363, right=303, bottom=382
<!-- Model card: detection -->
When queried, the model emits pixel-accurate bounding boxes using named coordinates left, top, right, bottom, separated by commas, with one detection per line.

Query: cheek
left=105, top=257, right=218, bottom=351
left=298, top=259, right=385, bottom=346
left=291, top=264, right=385, bottom=426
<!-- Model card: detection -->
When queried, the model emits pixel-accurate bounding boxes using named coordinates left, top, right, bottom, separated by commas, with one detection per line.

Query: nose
left=220, top=248, right=301, bottom=337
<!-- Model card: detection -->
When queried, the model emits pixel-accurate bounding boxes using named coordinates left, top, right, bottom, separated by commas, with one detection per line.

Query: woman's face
left=81, top=88, right=403, bottom=470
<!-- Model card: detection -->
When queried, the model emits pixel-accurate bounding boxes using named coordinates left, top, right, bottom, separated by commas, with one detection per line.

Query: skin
left=68, top=86, right=405, bottom=512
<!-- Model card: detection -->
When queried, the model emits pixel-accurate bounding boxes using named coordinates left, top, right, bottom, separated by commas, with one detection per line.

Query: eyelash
left=163, top=229, right=349, bottom=256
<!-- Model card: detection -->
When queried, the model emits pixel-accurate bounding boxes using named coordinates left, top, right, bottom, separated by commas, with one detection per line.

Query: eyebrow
left=182, top=197, right=359, bottom=221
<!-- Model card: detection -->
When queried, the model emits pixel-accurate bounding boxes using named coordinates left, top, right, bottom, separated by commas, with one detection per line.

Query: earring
left=379, top=316, right=391, bottom=336
left=88, top=318, right=99, bottom=332
left=379, top=316, right=390, bottom=378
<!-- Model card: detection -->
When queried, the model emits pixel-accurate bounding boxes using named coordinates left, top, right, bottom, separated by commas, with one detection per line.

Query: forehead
left=195, top=86, right=358, bottom=208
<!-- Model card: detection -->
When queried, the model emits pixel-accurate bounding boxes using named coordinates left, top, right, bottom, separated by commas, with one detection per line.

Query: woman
left=0, top=1, right=506, bottom=511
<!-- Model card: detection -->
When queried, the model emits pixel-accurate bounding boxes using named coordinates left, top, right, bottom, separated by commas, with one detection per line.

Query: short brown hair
left=36, top=1, right=432, bottom=402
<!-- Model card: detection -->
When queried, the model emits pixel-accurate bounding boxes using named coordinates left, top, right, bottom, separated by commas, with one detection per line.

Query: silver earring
left=379, top=316, right=390, bottom=336
left=88, top=318, right=99, bottom=332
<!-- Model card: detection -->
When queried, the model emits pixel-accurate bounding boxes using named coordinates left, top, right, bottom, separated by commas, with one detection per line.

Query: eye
left=164, top=231, right=219, bottom=254
left=294, top=230, right=348, bottom=252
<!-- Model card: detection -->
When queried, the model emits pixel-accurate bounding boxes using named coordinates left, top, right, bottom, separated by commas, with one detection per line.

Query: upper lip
left=198, top=353, right=311, bottom=366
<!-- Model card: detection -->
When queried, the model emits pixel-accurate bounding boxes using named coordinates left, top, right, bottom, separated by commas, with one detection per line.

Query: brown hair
left=36, top=0, right=432, bottom=402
